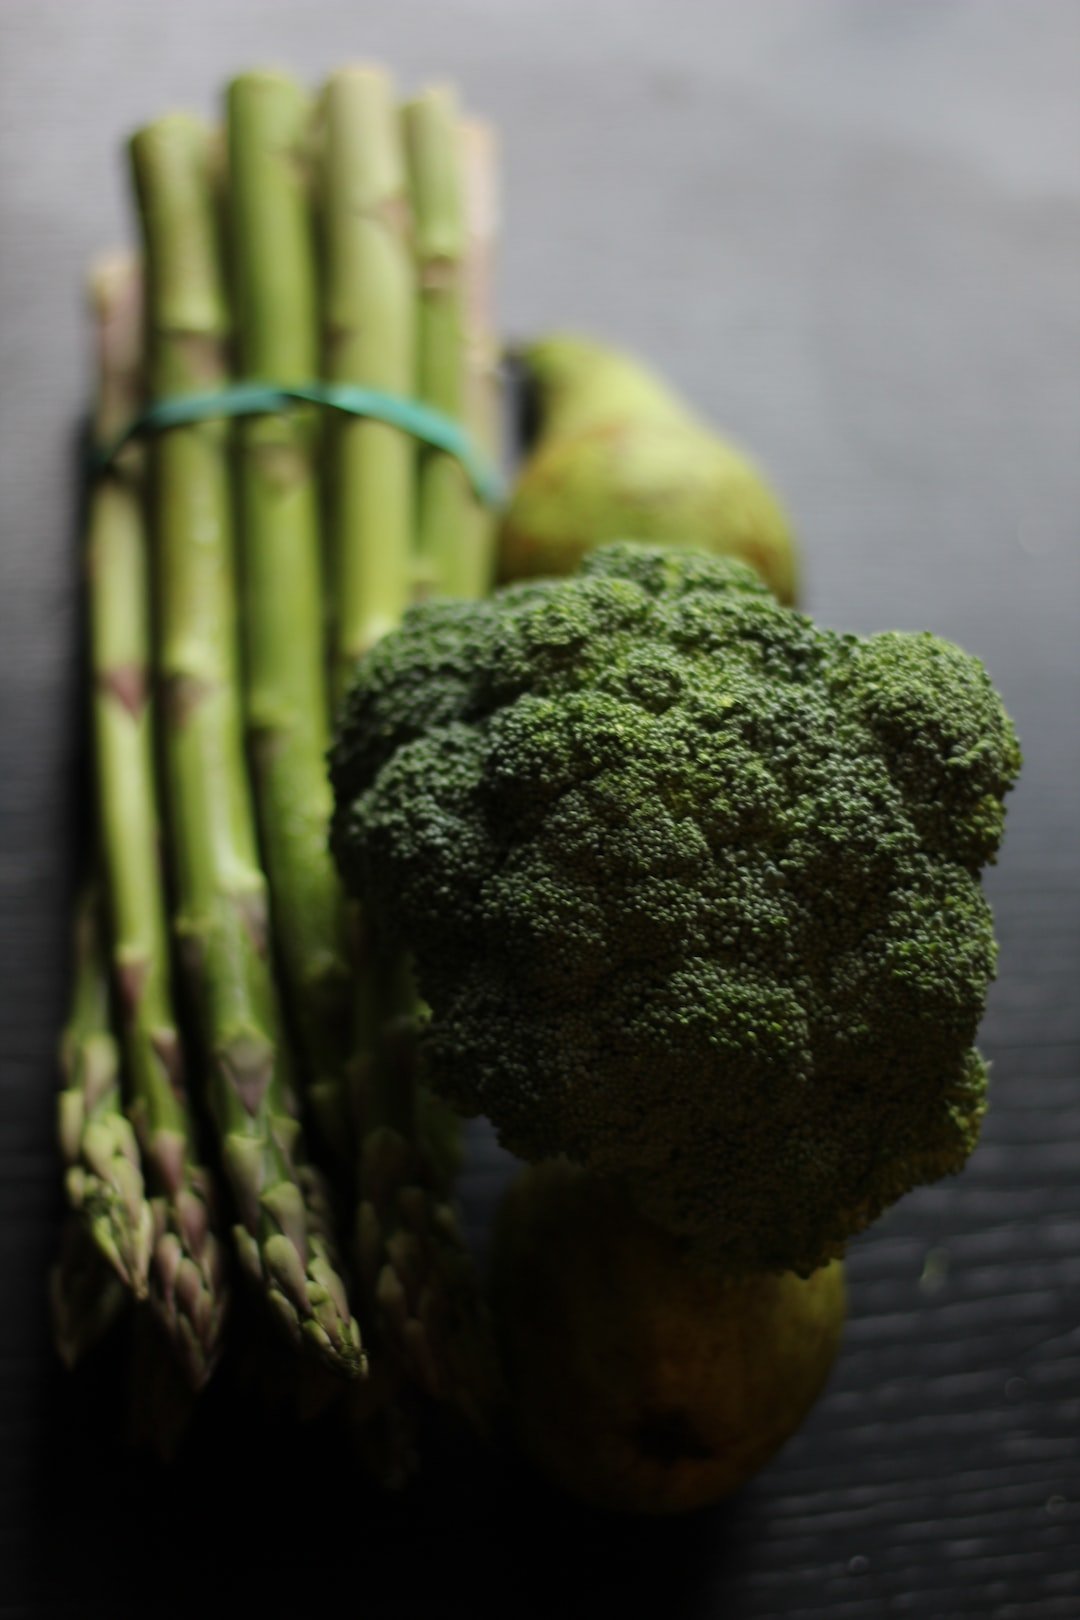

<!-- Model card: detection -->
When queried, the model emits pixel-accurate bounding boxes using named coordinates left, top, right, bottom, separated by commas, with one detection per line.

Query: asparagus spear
left=314, top=71, right=498, bottom=1455
left=354, top=1019, right=502, bottom=1439
left=56, top=884, right=153, bottom=1296
left=88, top=253, right=228, bottom=1389
left=50, top=1214, right=128, bottom=1370
left=126, top=1307, right=200, bottom=1462
left=129, top=114, right=363, bottom=1376
left=403, top=87, right=473, bottom=598
left=227, top=71, right=354, bottom=1168
left=458, top=116, right=501, bottom=600
left=320, top=65, right=416, bottom=695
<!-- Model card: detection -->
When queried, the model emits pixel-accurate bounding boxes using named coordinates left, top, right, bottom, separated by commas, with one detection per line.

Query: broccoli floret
left=330, top=543, right=1021, bottom=1275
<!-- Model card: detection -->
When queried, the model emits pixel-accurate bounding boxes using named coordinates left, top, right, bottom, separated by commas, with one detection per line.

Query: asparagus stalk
left=88, top=253, right=228, bottom=1388
left=129, top=114, right=363, bottom=1376
left=403, top=86, right=473, bottom=598
left=367, top=101, right=499, bottom=1429
left=314, top=72, right=499, bottom=1453
left=314, top=73, right=424, bottom=1468
left=320, top=66, right=416, bottom=694
left=56, top=884, right=153, bottom=1296
left=227, top=71, right=354, bottom=1168
left=458, top=116, right=501, bottom=599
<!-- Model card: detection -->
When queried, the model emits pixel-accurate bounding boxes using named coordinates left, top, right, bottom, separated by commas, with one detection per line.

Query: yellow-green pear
left=490, top=1162, right=844, bottom=1516
left=498, top=335, right=799, bottom=603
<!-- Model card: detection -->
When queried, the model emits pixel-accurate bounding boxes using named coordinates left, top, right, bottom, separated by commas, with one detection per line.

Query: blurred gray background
left=2, top=4, right=1079, bottom=1616
left=2, top=0, right=1079, bottom=894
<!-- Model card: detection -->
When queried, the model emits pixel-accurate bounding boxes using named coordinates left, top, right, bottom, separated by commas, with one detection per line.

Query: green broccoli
left=330, top=542, right=1020, bottom=1276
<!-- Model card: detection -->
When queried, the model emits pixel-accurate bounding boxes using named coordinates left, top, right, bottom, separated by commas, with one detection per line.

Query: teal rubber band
left=90, top=380, right=506, bottom=508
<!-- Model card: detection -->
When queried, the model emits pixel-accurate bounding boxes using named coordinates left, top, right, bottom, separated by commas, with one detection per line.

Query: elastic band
left=90, top=381, right=505, bottom=507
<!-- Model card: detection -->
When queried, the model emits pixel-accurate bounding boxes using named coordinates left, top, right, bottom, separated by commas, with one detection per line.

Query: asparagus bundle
left=129, top=114, right=362, bottom=1377
left=55, top=59, right=501, bottom=1468
left=88, top=254, right=228, bottom=1387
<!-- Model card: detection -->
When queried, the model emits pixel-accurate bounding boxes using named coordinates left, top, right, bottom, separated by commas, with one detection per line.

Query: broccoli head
left=330, top=543, right=1021, bottom=1275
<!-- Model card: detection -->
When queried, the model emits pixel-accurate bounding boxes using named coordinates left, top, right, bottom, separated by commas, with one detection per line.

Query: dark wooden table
left=3, top=4, right=1079, bottom=1615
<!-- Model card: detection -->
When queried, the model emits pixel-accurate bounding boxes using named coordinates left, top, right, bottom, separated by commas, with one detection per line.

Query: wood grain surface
left=2, top=3, right=1078, bottom=1615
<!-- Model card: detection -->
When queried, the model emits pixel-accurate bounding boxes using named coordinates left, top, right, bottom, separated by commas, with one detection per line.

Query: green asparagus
left=129, top=113, right=363, bottom=1376
left=88, top=252, right=228, bottom=1388
left=314, top=71, right=499, bottom=1459
left=404, top=87, right=472, bottom=597
left=227, top=71, right=355, bottom=1170
left=320, top=66, right=416, bottom=694
left=56, top=883, right=153, bottom=1297
left=459, top=116, right=501, bottom=599
left=50, top=1212, right=129, bottom=1370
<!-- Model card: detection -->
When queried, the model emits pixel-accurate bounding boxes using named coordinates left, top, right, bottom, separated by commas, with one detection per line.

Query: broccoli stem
left=226, top=71, right=355, bottom=1174
left=130, top=114, right=363, bottom=1377
left=319, top=66, right=416, bottom=696
left=403, top=86, right=475, bottom=598
left=87, top=252, right=229, bottom=1387
left=56, top=881, right=153, bottom=1299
